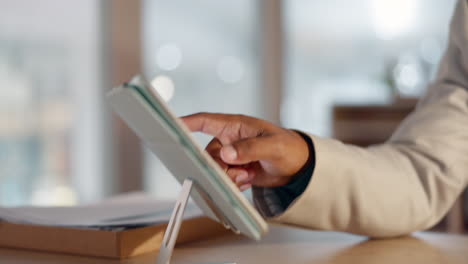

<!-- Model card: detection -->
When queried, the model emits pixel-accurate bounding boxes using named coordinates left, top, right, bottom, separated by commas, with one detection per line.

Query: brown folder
left=0, top=216, right=227, bottom=259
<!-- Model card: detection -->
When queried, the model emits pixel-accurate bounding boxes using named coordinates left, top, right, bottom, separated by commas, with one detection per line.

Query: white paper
left=0, top=192, right=202, bottom=228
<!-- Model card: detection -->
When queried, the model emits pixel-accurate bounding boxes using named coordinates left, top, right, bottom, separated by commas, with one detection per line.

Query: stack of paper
left=0, top=192, right=202, bottom=229
left=0, top=192, right=227, bottom=258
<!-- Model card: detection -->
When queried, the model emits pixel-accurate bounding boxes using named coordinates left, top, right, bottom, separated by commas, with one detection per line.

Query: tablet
left=107, top=75, right=268, bottom=240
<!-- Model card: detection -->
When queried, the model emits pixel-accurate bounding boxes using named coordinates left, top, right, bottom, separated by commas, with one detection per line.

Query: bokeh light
left=151, top=75, right=175, bottom=102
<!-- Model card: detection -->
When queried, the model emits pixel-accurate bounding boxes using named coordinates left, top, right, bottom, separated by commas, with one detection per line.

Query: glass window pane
left=142, top=0, right=261, bottom=198
left=0, top=0, right=108, bottom=206
left=283, top=0, right=456, bottom=136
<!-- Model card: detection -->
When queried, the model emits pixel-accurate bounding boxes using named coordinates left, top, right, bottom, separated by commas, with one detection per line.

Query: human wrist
left=288, top=130, right=314, bottom=183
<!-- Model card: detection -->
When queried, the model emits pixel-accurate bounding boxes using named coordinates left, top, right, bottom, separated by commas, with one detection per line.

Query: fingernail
left=235, top=171, right=248, bottom=183
left=240, top=184, right=252, bottom=192
left=221, top=145, right=237, bottom=161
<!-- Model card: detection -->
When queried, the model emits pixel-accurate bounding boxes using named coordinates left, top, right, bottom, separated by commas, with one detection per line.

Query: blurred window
left=142, top=0, right=457, bottom=198
left=0, top=0, right=108, bottom=206
left=142, top=0, right=262, bottom=198
left=282, top=0, right=456, bottom=136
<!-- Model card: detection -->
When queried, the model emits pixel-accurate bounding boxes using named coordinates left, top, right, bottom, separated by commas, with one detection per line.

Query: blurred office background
left=0, top=0, right=465, bottom=232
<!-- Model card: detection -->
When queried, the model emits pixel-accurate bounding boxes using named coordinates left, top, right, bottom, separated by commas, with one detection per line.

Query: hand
left=181, top=113, right=309, bottom=191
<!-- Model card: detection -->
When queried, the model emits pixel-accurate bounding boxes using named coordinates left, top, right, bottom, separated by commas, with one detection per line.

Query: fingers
left=181, top=112, right=230, bottom=137
left=220, top=135, right=280, bottom=165
left=181, top=112, right=288, bottom=192
left=239, top=184, right=252, bottom=192
left=181, top=112, right=271, bottom=143
left=226, top=167, right=247, bottom=182
left=205, top=138, right=228, bottom=172
left=226, top=167, right=254, bottom=191
left=206, top=137, right=256, bottom=192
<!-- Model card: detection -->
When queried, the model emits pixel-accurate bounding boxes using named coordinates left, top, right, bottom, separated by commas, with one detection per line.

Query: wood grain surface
left=1, top=225, right=467, bottom=264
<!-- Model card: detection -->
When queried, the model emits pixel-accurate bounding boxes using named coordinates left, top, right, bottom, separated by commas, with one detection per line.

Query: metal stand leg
left=156, top=179, right=193, bottom=264
left=155, top=179, right=236, bottom=264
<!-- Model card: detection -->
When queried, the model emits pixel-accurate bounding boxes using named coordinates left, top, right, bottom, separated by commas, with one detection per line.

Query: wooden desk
left=1, top=225, right=468, bottom=264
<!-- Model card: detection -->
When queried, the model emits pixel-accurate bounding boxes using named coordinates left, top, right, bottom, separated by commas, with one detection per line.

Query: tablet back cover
left=107, top=79, right=267, bottom=240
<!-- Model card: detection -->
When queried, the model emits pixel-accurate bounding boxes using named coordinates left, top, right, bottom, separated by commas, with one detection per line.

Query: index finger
left=180, top=112, right=230, bottom=137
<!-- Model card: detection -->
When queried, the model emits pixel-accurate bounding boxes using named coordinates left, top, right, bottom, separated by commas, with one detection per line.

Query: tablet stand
left=155, top=179, right=236, bottom=264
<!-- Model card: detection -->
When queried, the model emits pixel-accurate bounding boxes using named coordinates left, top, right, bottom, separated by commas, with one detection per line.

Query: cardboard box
left=0, top=216, right=227, bottom=258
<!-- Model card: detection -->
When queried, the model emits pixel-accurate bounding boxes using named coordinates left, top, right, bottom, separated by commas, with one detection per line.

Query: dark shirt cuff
left=271, top=131, right=316, bottom=209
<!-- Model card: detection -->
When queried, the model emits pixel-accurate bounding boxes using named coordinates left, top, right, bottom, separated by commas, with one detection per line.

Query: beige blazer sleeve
left=255, top=0, right=468, bottom=238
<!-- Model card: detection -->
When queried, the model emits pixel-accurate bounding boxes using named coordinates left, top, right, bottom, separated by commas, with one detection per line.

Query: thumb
left=220, top=136, right=279, bottom=165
